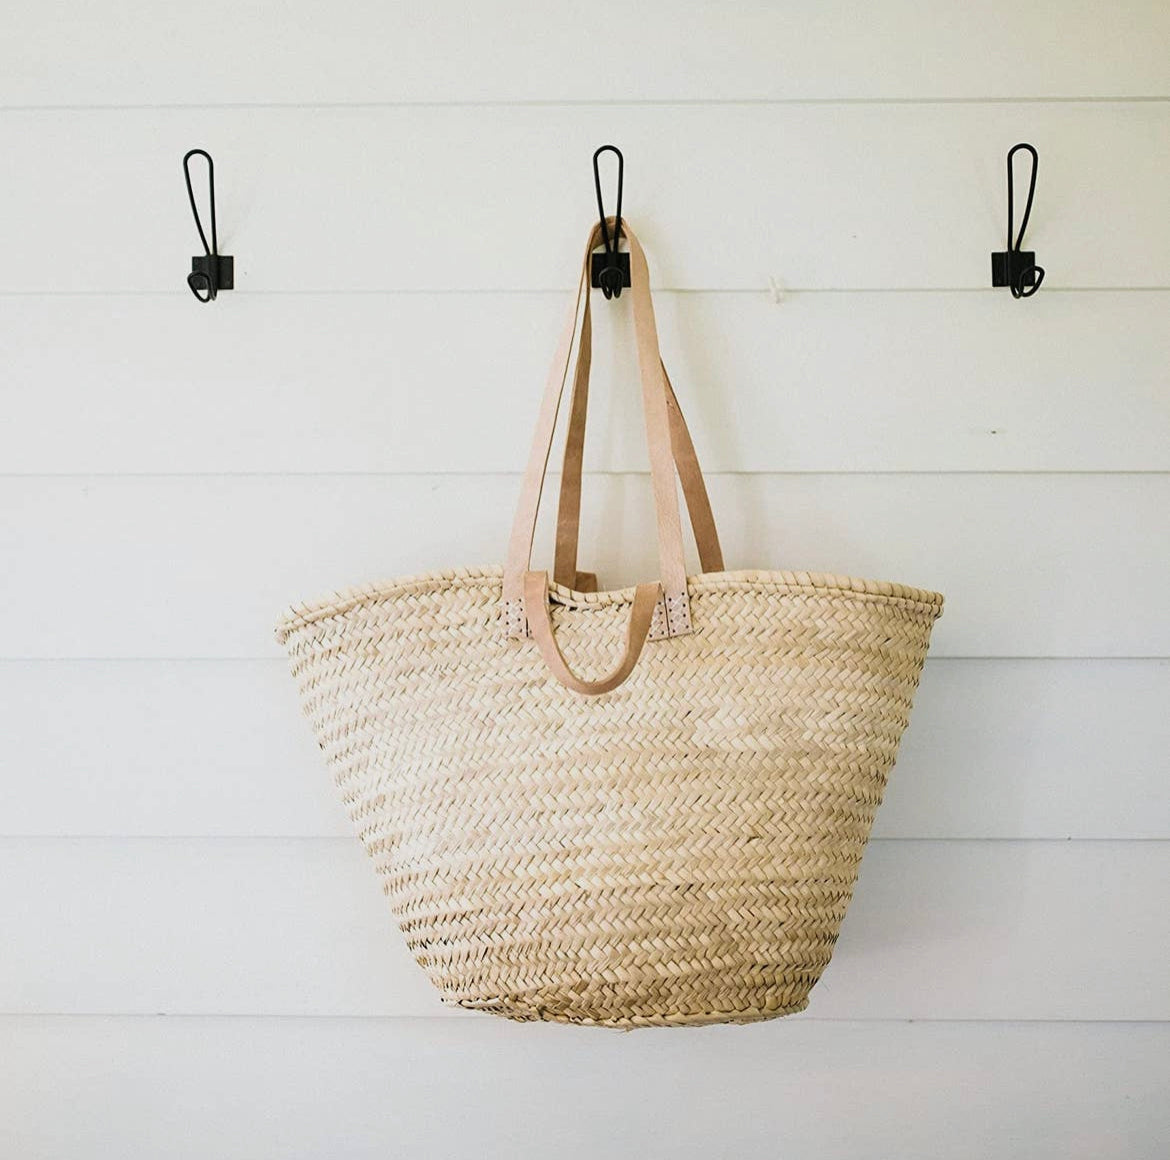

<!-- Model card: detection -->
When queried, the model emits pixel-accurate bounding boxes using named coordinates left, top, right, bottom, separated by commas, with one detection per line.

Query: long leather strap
left=552, top=277, right=723, bottom=590
left=504, top=220, right=692, bottom=647
left=501, top=245, right=592, bottom=636
left=662, top=368, right=724, bottom=572
left=552, top=287, right=595, bottom=590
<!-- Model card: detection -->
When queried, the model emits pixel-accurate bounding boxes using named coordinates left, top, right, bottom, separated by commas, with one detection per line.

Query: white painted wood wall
left=3, top=3, right=1168, bottom=1156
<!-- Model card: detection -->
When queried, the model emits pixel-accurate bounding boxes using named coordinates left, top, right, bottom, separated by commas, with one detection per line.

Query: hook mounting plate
left=991, top=250, right=1036, bottom=289
left=190, top=254, right=234, bottom=291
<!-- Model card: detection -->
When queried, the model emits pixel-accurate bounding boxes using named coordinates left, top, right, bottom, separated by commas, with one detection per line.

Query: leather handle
left=662, top=369, right=724, bottom=572
left=552, top=328, right=724, bottom=588
left=504, top=219, right=692, bottom=644
left=551, top=232, right=722, bottom=589
left=523, top=571, right=660, bottom=696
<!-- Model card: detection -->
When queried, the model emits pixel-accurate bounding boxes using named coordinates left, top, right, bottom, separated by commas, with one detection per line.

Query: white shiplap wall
left=2, top=4, right=1168, bottom=1157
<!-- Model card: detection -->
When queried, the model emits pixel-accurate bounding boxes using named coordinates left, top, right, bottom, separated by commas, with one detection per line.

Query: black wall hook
left=591, top=145, right=630, bottom=299
left=991, top=143, right=1045, bottom=298
left=182, top=149, right=234, bottom=302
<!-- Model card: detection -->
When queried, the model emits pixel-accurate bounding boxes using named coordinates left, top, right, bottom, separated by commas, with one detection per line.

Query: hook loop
left=186, top=270, right=214, bottom=303
left=184, top=149, right=217, bottom=254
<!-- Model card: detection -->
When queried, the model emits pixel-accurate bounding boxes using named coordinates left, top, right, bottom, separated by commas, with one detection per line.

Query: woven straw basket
left=276, top=221, right=944, bottom=1028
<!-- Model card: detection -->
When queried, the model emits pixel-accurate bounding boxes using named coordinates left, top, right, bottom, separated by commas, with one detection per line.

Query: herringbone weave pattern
left=276, top=565, right=942, bottom=1027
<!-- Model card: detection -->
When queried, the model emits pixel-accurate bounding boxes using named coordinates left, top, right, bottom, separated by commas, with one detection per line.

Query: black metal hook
left=591, top=145, right=630, bottom=299
left=183, top=148, right=234, bottom=303
left=991, top=143, right=1045, bottom=298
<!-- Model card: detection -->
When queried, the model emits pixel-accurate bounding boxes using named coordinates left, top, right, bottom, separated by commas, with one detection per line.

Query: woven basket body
left=276, top=220, right=942, bottom=1026
left=277, top=566, right=942, bottom=1026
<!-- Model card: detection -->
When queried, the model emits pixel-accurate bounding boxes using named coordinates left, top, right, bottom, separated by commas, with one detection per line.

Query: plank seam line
left=3, top=835, right=1167, bottom=845
left=0, top=655, right=1160, bottom=660
left=3, top=470, right=1168, bottom=480
left=2, top=96, right=1169, bottom=113
left=3, top=656, right=1164, bottom=664
left=2, top=1013, right=1168, bottom=1026
left=1, top=287, right=1168, bottom=299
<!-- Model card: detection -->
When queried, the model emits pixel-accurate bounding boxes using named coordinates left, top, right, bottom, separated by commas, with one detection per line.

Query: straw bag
left=276, top=220, right=944, bottom=1028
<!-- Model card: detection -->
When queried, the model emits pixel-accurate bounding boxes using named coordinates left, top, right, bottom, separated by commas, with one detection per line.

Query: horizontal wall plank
left=1, top=103, right=1166, bottom=293
left=2, top=839, right=1165, bottom=1020
left=4, top=0, right=1168, bottom=106
left=877, top=659, right=1170, bottom=839
left=3, top=658, right=1166, bottom=840
left=4, top=1016, right=1168, bottom=1160
left=6, top=290, right=1170, bottom=473
left=0, top=474, right=1163, bottom=659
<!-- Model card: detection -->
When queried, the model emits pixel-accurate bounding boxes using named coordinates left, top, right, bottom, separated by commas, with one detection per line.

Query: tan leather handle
left=523, top=571, right=660, bottom=696
left=504, top=220, right=692, bottom=666
left=661, top=368, right=725, bottom=571
left=551, top=262, right=724, bottom=589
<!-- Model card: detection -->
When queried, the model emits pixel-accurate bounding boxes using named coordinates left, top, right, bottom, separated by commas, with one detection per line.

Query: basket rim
left=274, top=565, right=943, bottom=643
